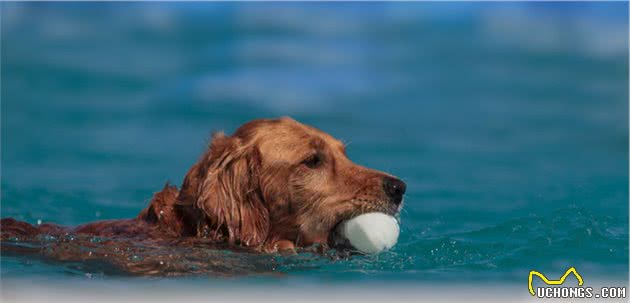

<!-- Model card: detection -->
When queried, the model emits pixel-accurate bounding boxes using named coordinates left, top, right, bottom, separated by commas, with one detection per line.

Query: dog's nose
left=383, top=176, right=406, bottom=205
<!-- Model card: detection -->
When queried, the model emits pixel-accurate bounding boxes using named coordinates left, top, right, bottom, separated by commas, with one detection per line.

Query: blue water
left=1, top=2, right=628, bottom=287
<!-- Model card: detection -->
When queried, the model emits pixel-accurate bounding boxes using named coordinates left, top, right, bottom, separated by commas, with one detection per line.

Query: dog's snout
left=383, top=176, right=406, bottom=205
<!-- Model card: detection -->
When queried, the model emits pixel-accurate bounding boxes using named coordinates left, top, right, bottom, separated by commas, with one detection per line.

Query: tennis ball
left=336, top=212, right=399, bottom=254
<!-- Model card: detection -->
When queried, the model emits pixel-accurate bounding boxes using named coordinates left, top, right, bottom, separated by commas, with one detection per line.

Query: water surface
left=1, top=2, right=628, bottom=288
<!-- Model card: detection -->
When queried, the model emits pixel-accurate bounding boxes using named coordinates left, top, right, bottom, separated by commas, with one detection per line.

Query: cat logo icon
left=528, top=267, right=584, bottom=296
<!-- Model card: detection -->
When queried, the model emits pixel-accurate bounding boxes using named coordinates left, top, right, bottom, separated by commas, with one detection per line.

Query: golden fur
left=2, top=117, right=406, bottom=254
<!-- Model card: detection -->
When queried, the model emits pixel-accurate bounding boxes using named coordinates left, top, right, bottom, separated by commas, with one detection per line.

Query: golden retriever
left=2, top=117, right=406, bottom=254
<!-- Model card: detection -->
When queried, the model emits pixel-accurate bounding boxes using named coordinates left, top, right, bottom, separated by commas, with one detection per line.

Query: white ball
left=338, top=212, right=400, bottom=254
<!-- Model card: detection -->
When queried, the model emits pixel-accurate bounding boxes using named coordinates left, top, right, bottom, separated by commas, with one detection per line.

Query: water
left=1, top=2, right=628, bottom=289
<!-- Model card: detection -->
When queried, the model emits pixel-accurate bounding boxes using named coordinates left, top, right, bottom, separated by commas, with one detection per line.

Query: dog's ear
left=176, top=132, right=269, bottom=247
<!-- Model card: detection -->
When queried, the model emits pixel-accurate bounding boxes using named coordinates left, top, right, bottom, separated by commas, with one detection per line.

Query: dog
left=2, top=117, right=406, bottom=254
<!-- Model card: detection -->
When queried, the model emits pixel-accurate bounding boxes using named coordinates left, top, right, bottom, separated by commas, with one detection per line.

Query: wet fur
left=2, top=117, right=404, bottom=256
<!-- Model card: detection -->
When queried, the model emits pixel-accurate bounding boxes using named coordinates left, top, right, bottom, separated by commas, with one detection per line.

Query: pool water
left=1, top=2, right=628, bottom=288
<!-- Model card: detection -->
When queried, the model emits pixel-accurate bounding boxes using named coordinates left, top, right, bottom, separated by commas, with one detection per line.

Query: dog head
left=176, top=117, right=406, bottom=250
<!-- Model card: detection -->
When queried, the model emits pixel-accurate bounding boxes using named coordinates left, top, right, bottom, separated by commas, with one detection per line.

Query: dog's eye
left=302, top=153, right=323, bottom=169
